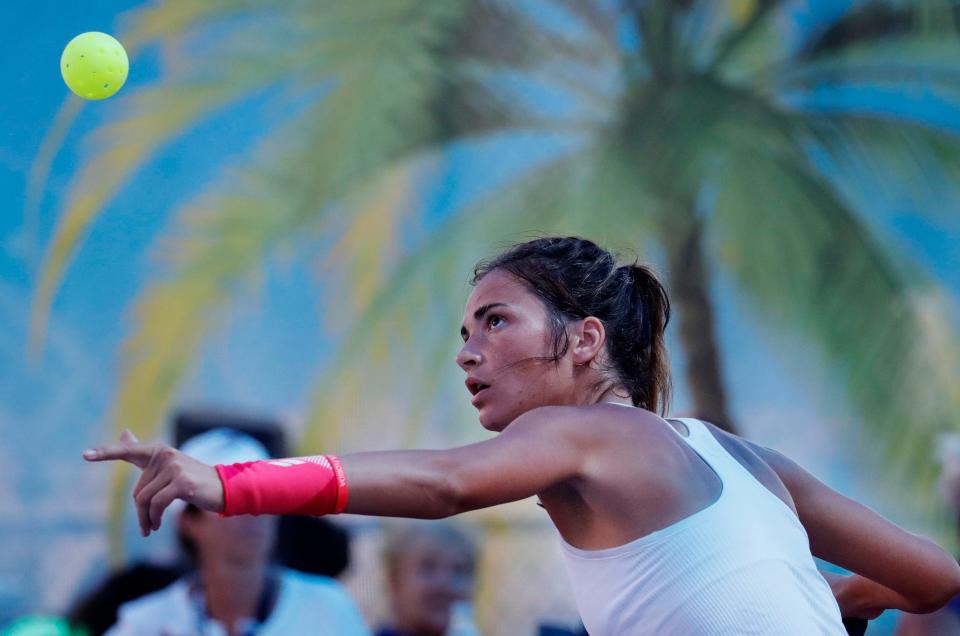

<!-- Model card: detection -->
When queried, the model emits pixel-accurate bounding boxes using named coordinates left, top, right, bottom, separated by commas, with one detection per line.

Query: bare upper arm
left=443, top=405, right=598, bottom=511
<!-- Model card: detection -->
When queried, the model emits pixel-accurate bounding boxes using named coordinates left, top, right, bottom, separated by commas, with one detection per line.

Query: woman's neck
left=593, top=383, right=632, bottom=406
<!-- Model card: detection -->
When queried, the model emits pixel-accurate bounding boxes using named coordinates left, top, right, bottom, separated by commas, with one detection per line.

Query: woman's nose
left=456, top=343, right=481, bottom=370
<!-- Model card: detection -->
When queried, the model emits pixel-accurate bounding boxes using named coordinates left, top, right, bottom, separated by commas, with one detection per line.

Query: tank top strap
left=669, top=417, right=731, bottom=463
left=668, top=417, right=763, bottom=496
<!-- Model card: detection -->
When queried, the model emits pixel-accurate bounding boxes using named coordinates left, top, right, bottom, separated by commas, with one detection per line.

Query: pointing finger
left=83, top=441, right=153, bottom=469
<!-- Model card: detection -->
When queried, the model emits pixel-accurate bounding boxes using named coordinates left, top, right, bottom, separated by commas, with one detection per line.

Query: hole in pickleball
left=103, top=83, right=109, bottom=88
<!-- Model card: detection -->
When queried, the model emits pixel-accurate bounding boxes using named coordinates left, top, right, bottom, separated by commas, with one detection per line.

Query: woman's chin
left=478, top=409, right=507, bottom=432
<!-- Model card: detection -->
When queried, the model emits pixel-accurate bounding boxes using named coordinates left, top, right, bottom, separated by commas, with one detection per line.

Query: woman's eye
left=487, top=314, right=504, bottom=330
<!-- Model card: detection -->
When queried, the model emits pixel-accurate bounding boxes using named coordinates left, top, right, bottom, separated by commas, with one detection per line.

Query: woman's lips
left=470, top=385, right=491, bottom=406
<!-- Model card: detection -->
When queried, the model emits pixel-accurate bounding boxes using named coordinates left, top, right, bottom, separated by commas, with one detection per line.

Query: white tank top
left=559, top=417, right=845, bottom=636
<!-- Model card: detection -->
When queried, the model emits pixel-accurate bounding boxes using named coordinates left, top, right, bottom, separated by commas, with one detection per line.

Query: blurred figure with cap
left=895, top=433, right=960, bottom=635
left=106, top=428, right=369, bottom=636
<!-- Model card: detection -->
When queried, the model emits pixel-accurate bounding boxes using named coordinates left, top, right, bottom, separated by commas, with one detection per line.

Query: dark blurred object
left=173, top=409, right=351, bottom=578
left=276, top=516, right=350, bottom=578
left=66, top=563, right=183, bottom=635
left=173, top=408, right=287, bottom=457
left=538, top=624, right=588, bottom=636
left=843, top=617, right=868, bottom=635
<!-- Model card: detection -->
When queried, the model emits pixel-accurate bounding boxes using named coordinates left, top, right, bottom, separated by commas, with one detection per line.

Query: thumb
left=119, top=429, right=139, bottom=445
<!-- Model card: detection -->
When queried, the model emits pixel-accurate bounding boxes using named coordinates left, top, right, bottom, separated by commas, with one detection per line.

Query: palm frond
left=23, top=97, right=85, bottom=264
left=32, top=0, right=609, bottom=358
left=24, top=0, right=292, bottom=291
left=766, top=33, right=960, bottom=91
left=118, top=0, right=275, bottom=53
left=801, top=0, right=960, bottom=60
left=758, top=29, right=960, bottom=221
left=802, top=113, right=960, bottom=224
left=29, top=59, right=314, bottom=355
left=709, top=0, right=785, bottom=74
left=712, top=145, right=960, bottom=519
left=552, top=0, right=619, bottom=46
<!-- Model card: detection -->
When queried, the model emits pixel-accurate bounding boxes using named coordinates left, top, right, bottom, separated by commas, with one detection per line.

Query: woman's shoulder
left=521, top=403, right=672, bottom=448
left=590, top=403, right=681, bottom=442
left=532, top=402, right=667, bottom=427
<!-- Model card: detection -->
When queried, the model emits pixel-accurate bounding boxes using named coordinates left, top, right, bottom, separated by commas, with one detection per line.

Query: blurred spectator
left=106, top=428, right=369, bottom=636
left=895, top=433, right=960, bottom=635
left=376, top=521, right=478, bottom=636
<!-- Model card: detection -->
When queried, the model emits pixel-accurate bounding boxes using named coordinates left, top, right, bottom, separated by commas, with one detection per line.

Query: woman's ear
left=571, top=316, right=605, bottom=366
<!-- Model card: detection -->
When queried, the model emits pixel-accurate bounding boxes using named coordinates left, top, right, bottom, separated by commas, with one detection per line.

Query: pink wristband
left=215, top=454, right=348, bottom=517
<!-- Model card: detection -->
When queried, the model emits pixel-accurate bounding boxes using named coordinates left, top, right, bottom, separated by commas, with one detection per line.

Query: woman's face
left=456, top=269, right=577, bottom=431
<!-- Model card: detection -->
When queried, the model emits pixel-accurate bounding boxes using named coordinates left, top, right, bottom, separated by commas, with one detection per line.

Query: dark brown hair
left=472, top=236, right=672, bottom=415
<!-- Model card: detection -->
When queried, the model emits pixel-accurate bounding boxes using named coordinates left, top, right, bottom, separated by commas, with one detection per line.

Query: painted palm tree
left=31, top=0, right=960, bottom=550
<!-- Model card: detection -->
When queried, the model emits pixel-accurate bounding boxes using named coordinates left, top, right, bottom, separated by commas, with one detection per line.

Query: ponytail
left=616, top=264, right=672, bottom=415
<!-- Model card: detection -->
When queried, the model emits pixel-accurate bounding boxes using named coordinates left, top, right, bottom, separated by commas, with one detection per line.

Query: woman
left=85, top=237, right=960, bottom=635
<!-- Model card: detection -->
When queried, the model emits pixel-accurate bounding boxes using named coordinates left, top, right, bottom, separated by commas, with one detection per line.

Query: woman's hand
left=83, top=430, right=224, bottom=536
left=823, top=571, right=900, bottom=620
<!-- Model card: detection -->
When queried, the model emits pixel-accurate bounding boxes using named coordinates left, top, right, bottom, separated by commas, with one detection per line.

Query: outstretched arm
left=341, top=409, right=588, bottom=517
left=84, top=406, right=592, bottom=536
left=746, top=441, right=960, bottom=615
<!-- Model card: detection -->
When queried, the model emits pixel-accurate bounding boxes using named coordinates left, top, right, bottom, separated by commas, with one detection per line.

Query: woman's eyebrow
left=473, top=302, right=508, bottom=322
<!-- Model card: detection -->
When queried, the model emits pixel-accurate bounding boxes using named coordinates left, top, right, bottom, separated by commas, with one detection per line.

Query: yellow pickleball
left=61, top=32, right=129, bottom=100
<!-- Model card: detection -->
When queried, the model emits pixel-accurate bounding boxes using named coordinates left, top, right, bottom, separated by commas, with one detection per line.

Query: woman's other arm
left=750, top=442, right=960, bottom=615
